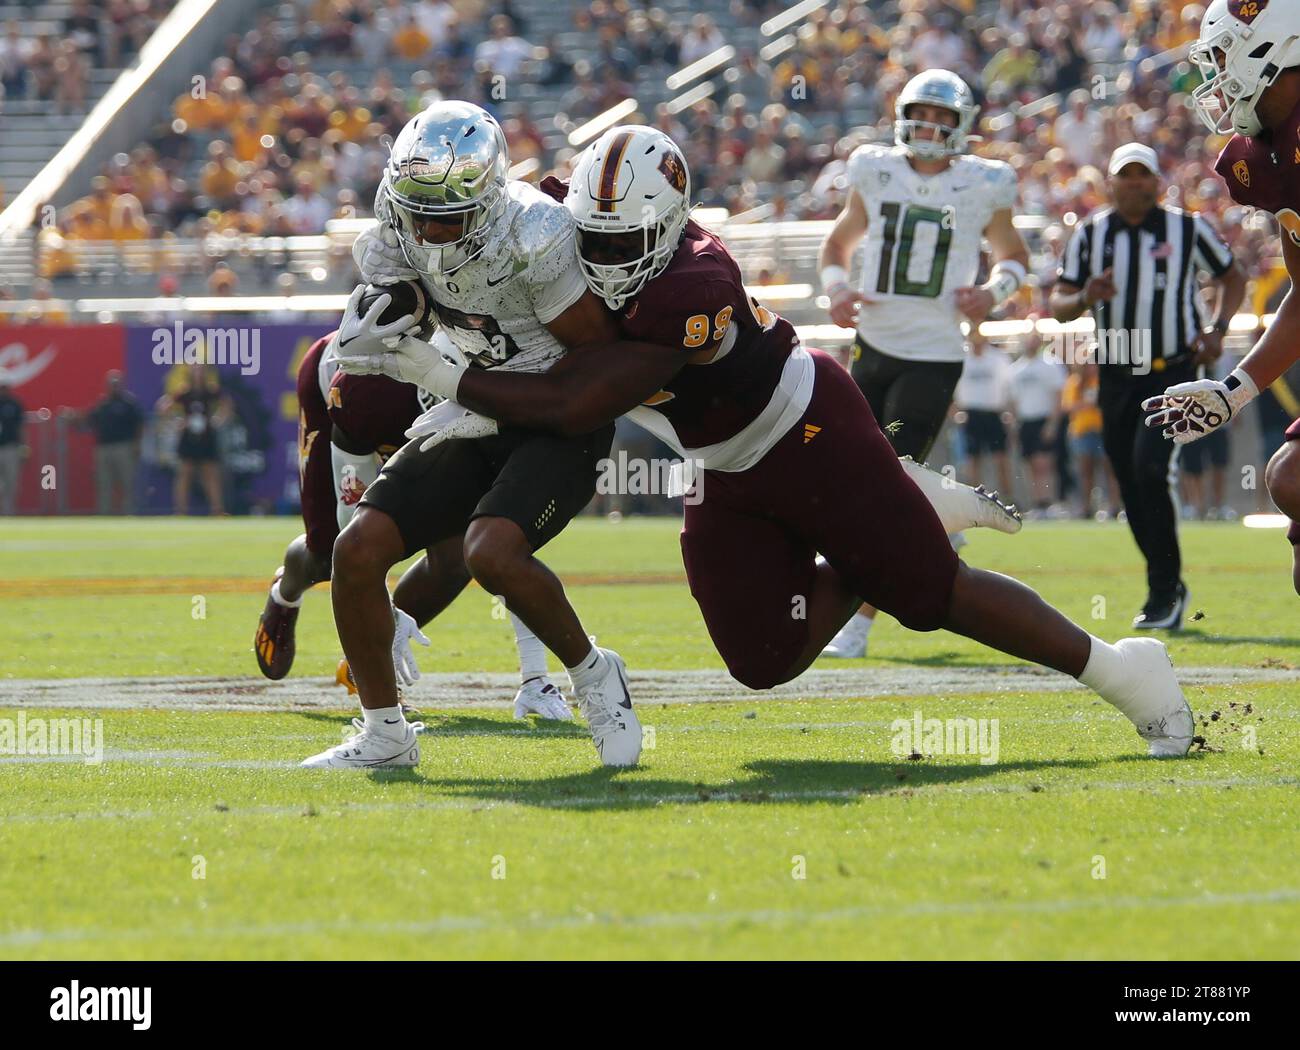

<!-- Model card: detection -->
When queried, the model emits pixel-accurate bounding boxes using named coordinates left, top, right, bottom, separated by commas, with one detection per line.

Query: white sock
left=270, top=578, right=303, bottom=609
left=511, top=612, right=549, bottom=684
left=1077, top=635, right=1130, bottom=713
left=566, top=645, right=607, bottom=693
left=361, top=704, right=407, bottom=740
left=851, top=611, right=875, bottom=634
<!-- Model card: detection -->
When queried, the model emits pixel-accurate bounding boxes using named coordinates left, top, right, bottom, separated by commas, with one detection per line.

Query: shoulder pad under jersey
left=494, top=180, right=579, bottom=288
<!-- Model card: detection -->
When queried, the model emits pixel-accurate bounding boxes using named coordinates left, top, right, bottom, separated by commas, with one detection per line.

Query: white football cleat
left=300, top=717, right=423, bottom=769
left=1100, top=638, right=1194, bottom=757
left=899, top=457, right=1022, bottom=535
left=574, top=648, right=641, bottom=767
left=514, top=678, right=573, bottom=721
left=821, top=617, right=869, bottom=659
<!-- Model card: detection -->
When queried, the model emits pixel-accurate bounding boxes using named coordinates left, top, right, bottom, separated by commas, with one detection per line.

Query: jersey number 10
left=875, top=202, right=953, bottom=299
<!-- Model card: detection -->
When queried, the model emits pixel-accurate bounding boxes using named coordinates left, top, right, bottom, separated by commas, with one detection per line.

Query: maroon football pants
left=1284, top=416, right=1300, bottom=545
left=296, top=336, right=339, bottom=557
left=680, top=349, right=959, bottom=689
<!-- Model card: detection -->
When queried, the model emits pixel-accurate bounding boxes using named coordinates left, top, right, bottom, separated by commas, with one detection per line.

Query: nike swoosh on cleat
left=348, top=747, right=413, bottom=766
left=384, top=718, right=401, bottom=724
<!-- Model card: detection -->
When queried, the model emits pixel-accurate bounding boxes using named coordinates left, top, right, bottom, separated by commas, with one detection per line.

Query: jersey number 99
left=683, top=306, right=733, bottom=348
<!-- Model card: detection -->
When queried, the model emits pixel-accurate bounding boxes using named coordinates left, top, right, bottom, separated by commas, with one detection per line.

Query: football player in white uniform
left=817, top=70, right=1030, bottom=659
left=254, top=326, right=573, bottom=722
left=300, top=101, right=640, bottom=770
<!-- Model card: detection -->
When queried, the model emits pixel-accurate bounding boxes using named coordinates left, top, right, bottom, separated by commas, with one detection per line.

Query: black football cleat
left=254, top=569, right=299, bottom=679
left=1133, top=581, right=1188, bottom=631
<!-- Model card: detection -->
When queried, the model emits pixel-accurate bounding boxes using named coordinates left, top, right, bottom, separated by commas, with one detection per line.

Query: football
left=356, top=279, right=437, bottom=338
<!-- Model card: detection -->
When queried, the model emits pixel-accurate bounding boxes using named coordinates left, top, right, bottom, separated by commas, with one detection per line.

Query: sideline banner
left=0, top=324, right=126, bottom=513
left=122, top=322, right=331, bottom=514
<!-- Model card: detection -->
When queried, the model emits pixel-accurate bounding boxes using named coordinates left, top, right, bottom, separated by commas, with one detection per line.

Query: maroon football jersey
left=327, top=366, right=423, bottom=460
left=539, top=174, right=799, bottom=448
left=616, top=220, right=799, bottom=447
left=1215, top=96, right=1300, bottom=247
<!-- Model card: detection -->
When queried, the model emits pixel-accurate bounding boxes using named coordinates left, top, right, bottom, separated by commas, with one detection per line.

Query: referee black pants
left=1099, top=362, right=1194, bottom=598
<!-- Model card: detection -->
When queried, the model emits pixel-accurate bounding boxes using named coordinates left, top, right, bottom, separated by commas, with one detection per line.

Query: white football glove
left=336, top=284, right=421, bottom=357
left=336, top=326, right=466, bottom=401
left=1142, top=368, right=1259, bottom=445
left=392, top=605, right=431, bottom=687
left=405, top=400, right=500, bottom=451
left=352, top=223, right=419, bottom=285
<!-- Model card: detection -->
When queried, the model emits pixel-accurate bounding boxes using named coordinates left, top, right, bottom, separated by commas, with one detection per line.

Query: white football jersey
left=846, top=144, right=1017, bottom=362
left=412, top=180, right=586, bottom=373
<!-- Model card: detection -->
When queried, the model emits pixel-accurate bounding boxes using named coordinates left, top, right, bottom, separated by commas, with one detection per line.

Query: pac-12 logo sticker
left=657, top=151, right=688, bottom=194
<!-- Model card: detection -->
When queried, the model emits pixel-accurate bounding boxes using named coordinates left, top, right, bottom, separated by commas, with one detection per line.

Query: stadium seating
left=0, top=1, right=158, bottom=197
left=0, top=0, right=1285, bottom=335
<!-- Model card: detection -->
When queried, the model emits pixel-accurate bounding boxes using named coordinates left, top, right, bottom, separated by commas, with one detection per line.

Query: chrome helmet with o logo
left=378, top=101, right=509, bottom=275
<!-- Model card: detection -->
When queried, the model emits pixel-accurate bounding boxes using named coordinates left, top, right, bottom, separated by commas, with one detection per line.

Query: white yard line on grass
left=2, top=665, right=1296, bottom=712
left=3, top=774, right=1295, bottom=824
left=3, top=886, right=1298, bottom=949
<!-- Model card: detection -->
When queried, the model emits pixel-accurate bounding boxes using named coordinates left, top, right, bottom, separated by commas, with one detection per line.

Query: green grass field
left=1, top=517, right=1298, bottom=959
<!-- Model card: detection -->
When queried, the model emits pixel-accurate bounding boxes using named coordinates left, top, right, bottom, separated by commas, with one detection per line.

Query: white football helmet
left=894, top=70, right=978, bottom=159
left=565, top=125, right=692, bottom=310
left=378, top=101, right=509, bottom=275
left=1191, top=0, right=1300, bottom=137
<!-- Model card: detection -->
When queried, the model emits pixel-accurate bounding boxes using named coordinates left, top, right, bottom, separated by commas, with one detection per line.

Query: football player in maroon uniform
left=1145, top=0, right=1300, bottom=592
left=254, top=330, right=572, bottom=720
left=254, top=331, right=435, bottom=683
left=347, top=125, right=1195, bottom=758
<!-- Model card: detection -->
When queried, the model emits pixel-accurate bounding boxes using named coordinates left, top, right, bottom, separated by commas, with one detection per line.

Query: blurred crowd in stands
left=1, top=0, right=1292, bottom=520
left=0, top=0, right=167, bottom=113
left=17, top=0, right=1286, bottom=329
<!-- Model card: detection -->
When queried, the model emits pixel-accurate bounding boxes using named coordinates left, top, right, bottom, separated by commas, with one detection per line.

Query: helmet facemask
left=1190, top=8, right=1300, bottom=137
left=384, top=173, right=505, bottom=276
left=378, top=102, right=510, bottom=276
left=894, top=109, right=965, bottom=159
left=1191, top=33, right=1261, bottom=135
left=575, top=201, right=686, bottom=310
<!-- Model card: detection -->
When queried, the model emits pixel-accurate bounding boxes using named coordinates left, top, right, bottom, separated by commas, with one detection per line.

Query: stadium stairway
left=0, top=3, right=141, bottom=207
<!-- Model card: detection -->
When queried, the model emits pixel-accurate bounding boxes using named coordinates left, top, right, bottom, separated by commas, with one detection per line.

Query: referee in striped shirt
left=1051, top=143, right=1246, bottom=629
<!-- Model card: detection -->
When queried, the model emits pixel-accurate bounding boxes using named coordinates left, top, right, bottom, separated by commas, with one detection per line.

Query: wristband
left=1224, top=367, right=1259, bottom=412
left=821, top=265, right=849, bottom=295
left=986, top=259, right=1027, bottom=305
